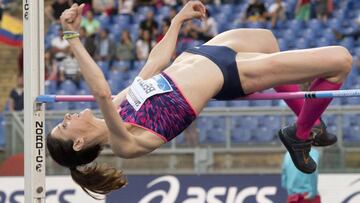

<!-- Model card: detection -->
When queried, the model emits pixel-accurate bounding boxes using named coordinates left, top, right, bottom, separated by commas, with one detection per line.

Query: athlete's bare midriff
left=163, top=52, right=225, bottom=113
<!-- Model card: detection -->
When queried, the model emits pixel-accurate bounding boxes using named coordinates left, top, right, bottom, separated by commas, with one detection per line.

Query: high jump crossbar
left=23, top=0, right=45, bottom=203
left=36, top=89, right=360, bottom=103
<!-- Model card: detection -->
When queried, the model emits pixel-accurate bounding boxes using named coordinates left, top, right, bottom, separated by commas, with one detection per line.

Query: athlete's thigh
left=236, top=47, right=348, bottom=94
left=204, top=28, right=279, bottom=53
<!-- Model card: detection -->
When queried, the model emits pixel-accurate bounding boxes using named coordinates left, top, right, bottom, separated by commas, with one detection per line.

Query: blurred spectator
left=45, top=51, right=58, bottom=81
left=268, top=0, right=287, bottom=28
left=183, top=121, right=199, bottom=147
left=315, top=0, right=333, bottom=22
left=156, top=21, right=170, bottom=42
left=118, top=0, right=134, bottom=15
left=59, top=53, right=81, bottom=85
left=245, top=0, right=267, bottom=22
left=163, top=0, right=177, bottom=6
left=45, top=0, right=71, bottom=23
left=334, top=14, right=360, bottom=40
left=51, top=28, right=70, bottom=61
left=80, top=10, right=100, bottom=36
left=282, top=148, right=321, bottom=203
left=116, top=30, right=135, bottom=61
left=79, top=27, right=96, bottom=57
left=140, top=11, right=158, bottom=38
left=136, top=30, right=155, bottom=60
left=178, top=21, right=198, bottom=53
left=17, top=48, right=23, bottom=76
left=136, top=0, right=157, bottom=7
left=8, top=75, right=23, bottom=112
left=92, top=0, right=115, bottom=15
left=73, top=0, right=93, bottom=15
left=162, top=6, right=177, bottom=25
left=0, top=0, right=3, bottom=21
left=192, top=10, right=218, bottom=41
left=295, top=0, right=311, bottom=21
left=95, top=28, right=116, bottom=61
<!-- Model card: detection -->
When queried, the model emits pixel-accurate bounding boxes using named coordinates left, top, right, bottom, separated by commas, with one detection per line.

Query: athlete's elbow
left=93, top=87, right=112, bottom=99
left=112, top=145, right=143, bottom=159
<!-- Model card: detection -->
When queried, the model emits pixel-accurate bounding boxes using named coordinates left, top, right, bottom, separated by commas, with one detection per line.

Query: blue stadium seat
left=277, top=38, right=289, bottom=51
left=287, top=20, right=304, bottom=34
left=158, top=6, right=171, bottom=16
left=302, top=29, right=316, bottom=40
left=258, top=116, right=281, bottom=129
left=354, top=47, right=360, bottom=56
left=114, top=15, right=131, bottom=26
left=321, top=115, right=338, bottom=126
left=59, top=80, right=77, bottom=95
left=133, top=60, right=146, bottom=70
left=252, top=127, right=276, bottom=142
left=219, top=4, right=233, bottom=14
left=133, top=13, right=146, bottom=24
left=207, top=101, right=227, bottom=107
left=316, top=37, right=332, bottom=47
left=97, top=60, right=110, bottom=78
left=326, top=18, right=342, bottom=30
left=107, top=79, right=120, bottom=94
left=246, top=21, right=266, bottom=29
left=112, top=60, right=131, bottom=71
left=214, top=13, right=228, bottom=25
left=307, top=19, right=324, bottom=31
left=53, top=102, right=70, bottom=110
left=198, top=128, right=207, bottom=143
left=294, top=38, right=310, bottom=49
left=79, top=80, right=90, bottom=93
left=345, top=126, right=360, bottom=141
left=96, top=15, right=111, bottom=29
left=282, top=29, right=296, bottom=47
left=250, top=100, right=272, bottom=107
left=45, top=80, right=57, bottom=94
left=239, top=116, right=258, bottom=129
left=285, top=115, right=296, bottom=126
left=322, top=28, right=336, bottom=43
left=231, top=128, right=252, bottom=143
left=197, top=117, right=213, bottom=131
left=137, top=6, right=154, bottom=16
left=206, top=128, right=226, bottom=143
left=74, top=102, right=92, bottom=110
left=227, top=100, right=250, bottom=107
left=340, top=37, right=354, bottom=50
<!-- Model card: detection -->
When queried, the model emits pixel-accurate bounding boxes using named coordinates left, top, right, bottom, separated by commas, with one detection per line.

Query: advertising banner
left=1, top=174, right=359, bottom=203
left=107, top=175, right=286, bottom=203
left=0, top=176, right=104, bottom=203
left=318, top=174, right=360, bottom=203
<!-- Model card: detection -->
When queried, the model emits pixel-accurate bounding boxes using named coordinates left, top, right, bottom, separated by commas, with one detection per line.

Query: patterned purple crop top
left=119, top=73, right=197, bottom=142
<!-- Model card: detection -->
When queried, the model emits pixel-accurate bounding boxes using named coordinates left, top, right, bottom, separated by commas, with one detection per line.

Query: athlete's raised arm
left=60, top=4, right=134, bottom=145
left=138, top=1, right=206, bottom=79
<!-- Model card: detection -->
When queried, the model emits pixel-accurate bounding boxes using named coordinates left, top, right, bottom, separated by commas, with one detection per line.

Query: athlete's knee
left=332, top=46, right=352, bottom=75
left=252, top=29, right=279, bottom=53
left=327, top=46, right=352, bottom=82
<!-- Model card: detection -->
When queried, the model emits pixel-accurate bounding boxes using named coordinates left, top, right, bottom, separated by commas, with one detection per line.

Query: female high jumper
left=47, top=2, right=351, bottom=198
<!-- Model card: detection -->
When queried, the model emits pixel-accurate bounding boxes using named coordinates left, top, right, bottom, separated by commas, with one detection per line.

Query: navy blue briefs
left=185, top=45, right=246, bottom=100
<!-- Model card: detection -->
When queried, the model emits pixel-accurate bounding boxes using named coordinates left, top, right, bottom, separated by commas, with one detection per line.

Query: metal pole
left=23, top=0, right=45, bottom=202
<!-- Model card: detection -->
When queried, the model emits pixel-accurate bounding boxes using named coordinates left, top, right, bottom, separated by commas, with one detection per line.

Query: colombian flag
left=0, top=14, right=23, bottom=47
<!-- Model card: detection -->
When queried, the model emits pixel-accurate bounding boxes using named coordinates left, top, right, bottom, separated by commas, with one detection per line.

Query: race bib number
left=127, top=74, right=173, bottom=111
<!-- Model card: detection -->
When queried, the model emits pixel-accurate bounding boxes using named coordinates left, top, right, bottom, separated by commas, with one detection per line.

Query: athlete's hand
left=173, top=1, right=206, bottom=23
left=60, top=3, right=84, bottom=32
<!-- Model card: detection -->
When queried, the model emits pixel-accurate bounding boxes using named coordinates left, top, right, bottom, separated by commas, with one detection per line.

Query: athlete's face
left=51, top=108, right=95, bottom=142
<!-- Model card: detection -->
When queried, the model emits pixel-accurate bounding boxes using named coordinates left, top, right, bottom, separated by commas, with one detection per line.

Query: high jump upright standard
left=23, top=0, right=45, bottom=202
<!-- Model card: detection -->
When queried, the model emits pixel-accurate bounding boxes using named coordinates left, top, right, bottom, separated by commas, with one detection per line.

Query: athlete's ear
left=73, top=137, right=85, bottom=151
